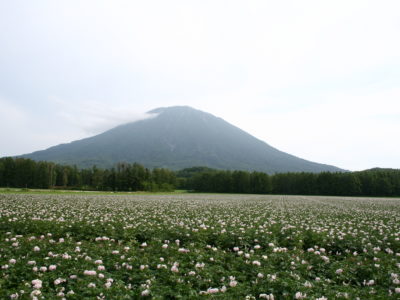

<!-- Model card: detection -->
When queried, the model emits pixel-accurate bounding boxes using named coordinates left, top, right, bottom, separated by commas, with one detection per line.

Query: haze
left=1, top=0, right=399, bottom=171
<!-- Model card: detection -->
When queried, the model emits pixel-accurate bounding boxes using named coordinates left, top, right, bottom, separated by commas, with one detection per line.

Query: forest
left=1, top=157, right=400, bottom=196
left=183, top=167, right=400, bottom=197
left=0, top=157, right=176, bottom=192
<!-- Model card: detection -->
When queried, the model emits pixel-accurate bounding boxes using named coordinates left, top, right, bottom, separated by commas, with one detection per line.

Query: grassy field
left=1, top=193, right=399, bottom=299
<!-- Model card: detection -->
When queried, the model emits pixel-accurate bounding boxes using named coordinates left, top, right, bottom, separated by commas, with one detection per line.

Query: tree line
left=181, top=167, right=400, bottom=197
left=1, top=157, right=400, bottom=196
left=0, top=157, right=176, bottom=191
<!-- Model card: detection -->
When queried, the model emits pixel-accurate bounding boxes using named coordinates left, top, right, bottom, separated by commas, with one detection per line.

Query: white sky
left=1, top=0, right=399, bottom=171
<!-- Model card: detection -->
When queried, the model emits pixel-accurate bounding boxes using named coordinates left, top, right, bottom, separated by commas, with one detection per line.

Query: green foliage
left=183, top=167, right=400, bottom=197
left=0, top=158, right=177, bottom=192
left=0, top=193, right=399, bottom=298
left=1, top=157, right=400, bottom=197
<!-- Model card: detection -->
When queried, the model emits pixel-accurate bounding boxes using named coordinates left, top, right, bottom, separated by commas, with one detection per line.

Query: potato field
left=1, top=193, right=399, bottom=299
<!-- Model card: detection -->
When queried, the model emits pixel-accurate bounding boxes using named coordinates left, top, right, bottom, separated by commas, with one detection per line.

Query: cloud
left=52, top=98, right=157, bottom=135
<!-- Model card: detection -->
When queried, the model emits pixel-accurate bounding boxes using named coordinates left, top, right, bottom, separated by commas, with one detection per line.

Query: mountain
left=361, top=168, right=399, bottom=172
left=21, top=106, right=344, bottom=173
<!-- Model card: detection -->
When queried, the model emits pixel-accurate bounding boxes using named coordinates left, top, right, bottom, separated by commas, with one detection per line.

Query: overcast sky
left=1, top=1, right=399, bottom=171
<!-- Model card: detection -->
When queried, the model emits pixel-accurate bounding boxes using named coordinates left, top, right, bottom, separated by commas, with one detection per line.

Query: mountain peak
left=148, top=106, right=197, bottom=114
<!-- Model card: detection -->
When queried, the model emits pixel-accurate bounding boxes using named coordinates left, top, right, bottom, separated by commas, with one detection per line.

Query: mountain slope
left=21, top=106, right=344, bottom=173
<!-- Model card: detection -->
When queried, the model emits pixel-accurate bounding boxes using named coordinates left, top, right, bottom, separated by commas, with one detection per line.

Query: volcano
left=22, top=106, right=343, bottom=173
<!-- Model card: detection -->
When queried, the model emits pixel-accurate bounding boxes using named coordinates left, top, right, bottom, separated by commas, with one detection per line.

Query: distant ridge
left=21, top=106, right=344, bottom=173
left=361, top=167, right=399, bottom=172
